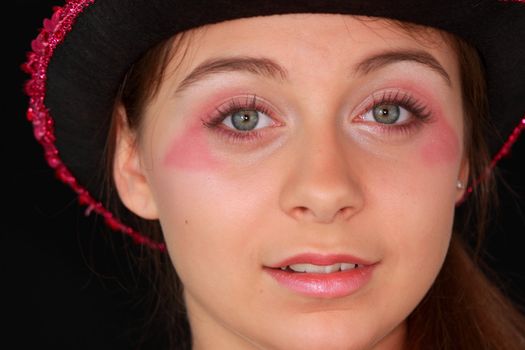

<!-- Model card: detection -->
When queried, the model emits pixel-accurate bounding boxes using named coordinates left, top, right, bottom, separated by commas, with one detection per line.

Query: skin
left=114, top=14, right=468, bottom=350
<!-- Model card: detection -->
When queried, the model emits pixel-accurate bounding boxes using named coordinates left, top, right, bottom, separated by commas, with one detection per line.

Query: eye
left=223, top=109, right=273, bottom=131
left=202, top=95, right=283, bottom=144
left=362, top=103, right=412, bottom=125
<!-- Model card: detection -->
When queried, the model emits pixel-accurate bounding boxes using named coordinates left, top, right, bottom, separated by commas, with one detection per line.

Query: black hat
left=23, top=0, right=525, bottom=249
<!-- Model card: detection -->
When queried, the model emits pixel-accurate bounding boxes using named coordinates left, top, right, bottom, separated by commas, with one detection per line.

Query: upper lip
left=268, top=253, right=375, bottom=269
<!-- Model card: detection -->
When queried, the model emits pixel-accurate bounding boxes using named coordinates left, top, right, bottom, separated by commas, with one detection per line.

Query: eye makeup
left=163, top=113, right=221, bottom=171
left=201, top=94, right=282, bottom=145
left=419, top=111, right=460, bottom=166
left=201, top=89, right=436, bottom=147
left=164, top=81, right=457, bottom=169
left=352, top=86, right=460, bottom=165
left=352, top=89, right=434, bottom=137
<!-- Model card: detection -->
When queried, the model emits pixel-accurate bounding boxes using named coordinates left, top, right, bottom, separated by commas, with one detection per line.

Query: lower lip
left=264, top=265, right=375, bottom=298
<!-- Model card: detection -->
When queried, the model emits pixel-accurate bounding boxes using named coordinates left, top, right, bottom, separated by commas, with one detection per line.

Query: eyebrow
left=175, top=56, right=289, bottom=94
left=354, top=49, right=452, bottom=87
left=174, top=49, right=451, bottom=94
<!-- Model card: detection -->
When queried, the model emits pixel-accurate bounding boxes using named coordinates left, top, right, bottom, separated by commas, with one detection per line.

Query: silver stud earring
left=456, top=180, right=464, bottom=190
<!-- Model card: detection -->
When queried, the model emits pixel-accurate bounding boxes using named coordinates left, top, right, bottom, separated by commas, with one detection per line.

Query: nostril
left=293, top=206, right=310, bottom=217
left=290, top=205, right=354, bottom=223
left=336, top=207, right=353, bottom=220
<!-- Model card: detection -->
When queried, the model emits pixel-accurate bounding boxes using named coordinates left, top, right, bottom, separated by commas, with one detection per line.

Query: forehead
left=167, top=14, right=459, bottom=81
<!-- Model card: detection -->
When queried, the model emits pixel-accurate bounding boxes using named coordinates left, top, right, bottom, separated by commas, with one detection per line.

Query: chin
left=269, top=333, right=373, bottom=350
left=258, top=317, right=396, bottom=350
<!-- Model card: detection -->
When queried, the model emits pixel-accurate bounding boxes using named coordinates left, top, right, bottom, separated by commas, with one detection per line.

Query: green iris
left=372, top=104, right=401, bottom=124
left=231, top=110, right=259, bottom=131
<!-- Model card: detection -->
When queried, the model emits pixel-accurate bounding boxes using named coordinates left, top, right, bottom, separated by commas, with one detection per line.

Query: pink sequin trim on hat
left=22, top=0, right=166, bottom=251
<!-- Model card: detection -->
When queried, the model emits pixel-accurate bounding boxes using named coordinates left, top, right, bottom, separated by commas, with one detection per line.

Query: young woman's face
left=115, top=14, right=467, bottom=350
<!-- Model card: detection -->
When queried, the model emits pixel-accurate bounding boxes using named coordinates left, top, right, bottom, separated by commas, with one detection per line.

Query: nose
left=279, top=127, right=365, bottom=224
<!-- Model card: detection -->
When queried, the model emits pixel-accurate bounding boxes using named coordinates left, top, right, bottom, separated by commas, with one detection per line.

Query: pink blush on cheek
left=163, top=120, right=220, bottom=171
left=420, top=114, right=461, bottom=166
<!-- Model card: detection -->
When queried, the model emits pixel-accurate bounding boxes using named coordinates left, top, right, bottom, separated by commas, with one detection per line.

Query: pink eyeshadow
left=163, top=118, right=220, bottom=171
left=420, top=113, right=460, bottom=165
left=376, top=80, right=461, bottom=165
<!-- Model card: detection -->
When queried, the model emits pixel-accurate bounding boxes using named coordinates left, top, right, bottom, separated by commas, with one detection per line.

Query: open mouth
left=265, top=255, right=375, bottom=298
left=279, top=263, right=363, bottom=273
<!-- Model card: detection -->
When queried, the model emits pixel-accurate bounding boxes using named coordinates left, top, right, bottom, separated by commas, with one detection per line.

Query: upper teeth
left=280, top=263, right=360, bottom=273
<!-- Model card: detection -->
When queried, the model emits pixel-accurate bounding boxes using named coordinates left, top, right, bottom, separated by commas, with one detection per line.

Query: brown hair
left=102, top=33, right=192, bottom=349
left=102, top=23, right=525, bottom=349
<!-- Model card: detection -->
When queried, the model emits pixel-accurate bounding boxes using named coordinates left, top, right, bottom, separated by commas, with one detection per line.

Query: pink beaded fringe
left=22, top=0, right=166, bottom=251
left=22, top=0, right=523, bottom=250
left=464, top=117, right=525, bottom=196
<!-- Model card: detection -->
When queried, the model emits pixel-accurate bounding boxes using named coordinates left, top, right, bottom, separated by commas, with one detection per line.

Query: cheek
left=163, top=117, right=220, bottom=171
left=420, top=112, right=461, bottom=166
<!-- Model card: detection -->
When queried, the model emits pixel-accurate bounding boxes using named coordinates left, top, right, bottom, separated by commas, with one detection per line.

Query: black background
left=5, top=1, right=525, bottom=349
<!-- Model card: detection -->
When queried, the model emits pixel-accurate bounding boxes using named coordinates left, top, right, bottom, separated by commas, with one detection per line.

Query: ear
left=456, top=154, right=470, bottom=202
left=112, top=105, right=159, bottom=220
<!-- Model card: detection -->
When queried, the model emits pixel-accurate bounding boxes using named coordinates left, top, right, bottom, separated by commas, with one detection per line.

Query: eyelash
left=202, top=95, right=276, bottom=144
left=357, top=90, right=433, bottom=135
left=202, top=91, right=433, bottom=143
